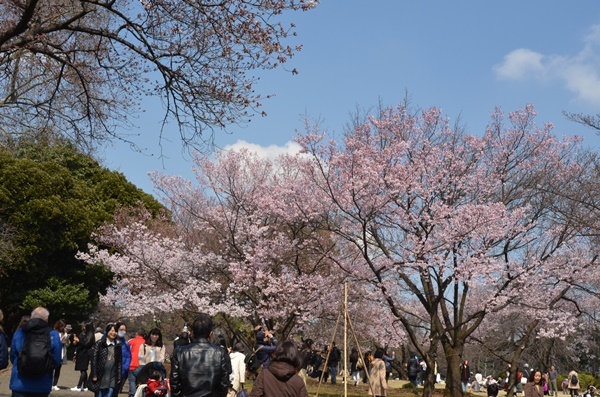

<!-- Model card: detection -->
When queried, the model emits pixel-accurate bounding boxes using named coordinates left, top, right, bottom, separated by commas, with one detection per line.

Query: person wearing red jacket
left=127, top=329, right=147, bottom=397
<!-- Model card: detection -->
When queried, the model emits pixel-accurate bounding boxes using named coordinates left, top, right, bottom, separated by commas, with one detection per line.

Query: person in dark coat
left=170, top=314, right=231, bottom=397
left=460, top=360, right=471, bottom=393
left=0, top=309, right=8, bottom=371
left=408, top=356, right=419, bottom=386
left=89, top=323, right=123, bottom=397
left=71, top=322, right=96, bottom=391
left=249, top=341, right=308, bottom=397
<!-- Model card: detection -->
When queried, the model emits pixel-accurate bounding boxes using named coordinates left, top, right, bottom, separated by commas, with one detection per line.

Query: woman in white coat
left=229, top=343, right=246, bottom=397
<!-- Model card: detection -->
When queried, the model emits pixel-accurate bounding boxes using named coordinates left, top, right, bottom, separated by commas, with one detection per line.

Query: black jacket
left=89, top=336, right=123, bottom=391
left=170, top=338, right=231, bottom=397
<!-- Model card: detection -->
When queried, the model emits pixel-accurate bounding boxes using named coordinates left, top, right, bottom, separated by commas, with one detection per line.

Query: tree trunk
left=442, top=346, right=465, bottom=397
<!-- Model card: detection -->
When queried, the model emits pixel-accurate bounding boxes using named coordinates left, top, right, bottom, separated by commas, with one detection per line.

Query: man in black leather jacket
left=170, top=315, right=231, bottom=397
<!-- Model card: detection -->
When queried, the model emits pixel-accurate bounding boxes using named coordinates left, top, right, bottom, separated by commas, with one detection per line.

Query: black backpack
left=570, top=374, right=578, bottom=385
left=245, top=346, right=264, bottom=373
left=18, top=327, right=54, bottom=377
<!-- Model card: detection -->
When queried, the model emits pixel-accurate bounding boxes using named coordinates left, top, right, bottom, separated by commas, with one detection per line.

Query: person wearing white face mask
left=115, top=321, right=132, bottom=394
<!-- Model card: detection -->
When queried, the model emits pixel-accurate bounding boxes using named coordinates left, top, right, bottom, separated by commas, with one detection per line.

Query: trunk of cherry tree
left=422, top=359, right=437, bottom=397
left=442, top=345, right=465, bottom=397
left=505, top=320, right=539, bottom=397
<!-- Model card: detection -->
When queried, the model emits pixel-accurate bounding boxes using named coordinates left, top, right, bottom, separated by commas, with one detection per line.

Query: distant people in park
left=89, top=323, right=123, bottom=397
left=327, top=341, right=341, bottom=384
left=475, top=371, right=483, bottom=391
left=562, top=378, right=569, bottom=395
left=408, top=355, right=419, bottom=386
left=248, top=340, right=308, bottom=397
left=319, top=346, right=330, bottom=383
left=418, top=357, right=427, bottom=386
left=139, top=328, right=166, bottom=366
left=0, top=309, right=8, bottom=371
left=460, top=360, right=471, bottom=393
left=229, top=342, right=246, bottom=397
left=362, top=350, right=373, bottom=384
left=522, top=363, right=531, bottom=382
left=9, top=307, right=62, bottom=397
left=524, top=369, right=546, bottom=397
left=127, top=328, right=147, bottom=397
left=349, top=347, right=360, bottom=386
left=368, top=348, right=388, bottom=397
left=52, top=319, right=70, bottom=390
left=486, top=376, right=500, bottom=397
left=471, top=372, right=481, bottom=392
left=170, top=314, right=231, bottom=397
left=298, top=338, right=314, bottom=384
left=115, top=321, right=132, bottom=393
left=548, top=365, right=559, bottom=397
left=71, top=321, right=96, bottom=391
left=383, top=349, right=395, bottom=381
left=567, top=369, right=579, bottom=397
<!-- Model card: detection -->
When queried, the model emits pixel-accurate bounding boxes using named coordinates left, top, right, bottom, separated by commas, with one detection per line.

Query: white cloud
left=223, top=140, right=302, bottom=161
left=494, top=48, right=545, bottom=79
left=494, top=24, right=600, bottom=106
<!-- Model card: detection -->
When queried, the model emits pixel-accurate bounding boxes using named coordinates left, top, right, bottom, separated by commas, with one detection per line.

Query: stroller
left=133, top=362, right=170, bottom=397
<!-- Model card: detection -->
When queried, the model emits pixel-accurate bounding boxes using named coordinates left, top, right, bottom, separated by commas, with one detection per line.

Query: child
left=146, top=370, right=168, bottom=396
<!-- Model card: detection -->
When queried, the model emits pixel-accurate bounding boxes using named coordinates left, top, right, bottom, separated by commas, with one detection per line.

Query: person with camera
left=253, top=327, right=278, bottom=371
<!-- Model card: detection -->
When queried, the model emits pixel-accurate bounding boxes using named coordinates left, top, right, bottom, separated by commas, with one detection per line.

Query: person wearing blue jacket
left=0, top=309, right=8, bottom=370
left=116, top=321, right=132, bottom=393
left=9, top=307, right=62, bottom=397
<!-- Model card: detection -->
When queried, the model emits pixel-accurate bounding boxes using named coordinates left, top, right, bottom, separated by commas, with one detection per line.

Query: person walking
left=88, top=323, right=123, bottom=397
left=349, top=347, right=360, bottom=386
left=249, top=341, right=308, bottom=397
left=368, top=348, right=388, bottom=397
left=170, top=314, right=231, bottom=397
left=139, top=328, right=166, bottom=367
left=228, top=343, right=246, bottom=397
left=548, top=366, right=559, bottom=397
left=51, top=320, right=70, bottom=390
left=327, top=342, right=341, bottom=384
left=115, top=321, right=131, bottom=394
left=567, top=370, right=579, bottom=397
left=9, top=307, right=62, bottom=397
left=71, top=322, right=95, bottom=391
left=408, top=355, right=419, bottom=386
left=126, top=328, right=146, bottom=397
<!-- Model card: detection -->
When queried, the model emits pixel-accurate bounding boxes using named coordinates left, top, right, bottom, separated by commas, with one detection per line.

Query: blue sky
left=104, top=1, right=600, bottom=196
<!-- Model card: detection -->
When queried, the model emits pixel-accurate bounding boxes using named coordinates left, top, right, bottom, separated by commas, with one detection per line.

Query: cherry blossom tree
left=80, top=148, right=348, bottom=344
left=0, top=0, right=316, bottom=148
left=295, top=104, right=597, bottom=397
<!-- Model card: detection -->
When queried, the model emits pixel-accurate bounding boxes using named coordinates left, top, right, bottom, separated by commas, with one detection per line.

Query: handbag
left=87, top=378, right=101, bottom=393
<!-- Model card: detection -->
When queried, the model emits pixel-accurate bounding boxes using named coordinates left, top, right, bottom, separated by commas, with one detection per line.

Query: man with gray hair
left=9, top=307, right=62, bottom=397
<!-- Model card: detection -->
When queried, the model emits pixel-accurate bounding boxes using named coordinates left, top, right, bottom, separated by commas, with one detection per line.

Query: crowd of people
left=458, top=362, right=592, bottom=397
left=0, top=306, right=594, bottom=397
